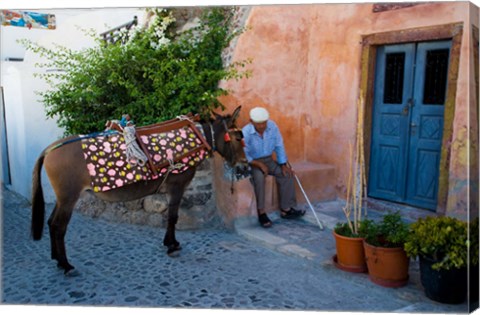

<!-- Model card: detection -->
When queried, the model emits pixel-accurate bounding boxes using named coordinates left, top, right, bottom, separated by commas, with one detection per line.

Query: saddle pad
left=81, top=125, right=209, bottom=192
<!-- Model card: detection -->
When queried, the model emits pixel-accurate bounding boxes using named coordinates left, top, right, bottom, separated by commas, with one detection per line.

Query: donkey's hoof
left=64, top=268, right=80, bottom=277
left=167, top=244, right=182, bottom=257
left=58, top=262, right=76, bottom=275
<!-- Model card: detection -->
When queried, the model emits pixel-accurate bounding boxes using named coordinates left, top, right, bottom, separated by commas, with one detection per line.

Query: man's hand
left=281, top=164, right=294, bottom=177
left=250, top=160, right=268, bottom=175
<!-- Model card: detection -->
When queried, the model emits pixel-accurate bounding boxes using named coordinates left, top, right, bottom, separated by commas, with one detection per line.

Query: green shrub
left=363, top=211, right=410, bottom=248
left=404, top=216, right=468, bottom=270
left=21, top=7, right=251, bottom=135
left=334, top=219, right=374, bottom=238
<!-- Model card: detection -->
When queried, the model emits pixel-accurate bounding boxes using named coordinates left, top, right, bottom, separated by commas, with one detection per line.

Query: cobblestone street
left=1, top=188, right=470, bottom=314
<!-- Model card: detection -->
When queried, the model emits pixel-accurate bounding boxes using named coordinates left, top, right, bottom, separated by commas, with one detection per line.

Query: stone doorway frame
left=358, top=22, right=463, bottom=213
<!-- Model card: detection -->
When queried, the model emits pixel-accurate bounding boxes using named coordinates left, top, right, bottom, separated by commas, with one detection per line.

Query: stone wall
left=75, top=159, right=223, bottom=230
left=219, top=2, right=475, bottom=218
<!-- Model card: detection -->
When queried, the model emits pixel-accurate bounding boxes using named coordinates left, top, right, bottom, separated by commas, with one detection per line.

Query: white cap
left=249, top=107, right=269, bottom=123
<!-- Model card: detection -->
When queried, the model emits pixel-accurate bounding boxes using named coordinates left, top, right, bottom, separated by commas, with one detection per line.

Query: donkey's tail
left=31, top=152, right=46, bottom=240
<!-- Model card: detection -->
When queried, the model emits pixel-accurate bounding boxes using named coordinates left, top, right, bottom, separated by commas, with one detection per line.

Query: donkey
left=31, top=106, right=247, bottom=275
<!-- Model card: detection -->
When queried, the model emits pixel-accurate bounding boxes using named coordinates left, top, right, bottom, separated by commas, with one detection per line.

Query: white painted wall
left=1, top=8, right=145, bottom=202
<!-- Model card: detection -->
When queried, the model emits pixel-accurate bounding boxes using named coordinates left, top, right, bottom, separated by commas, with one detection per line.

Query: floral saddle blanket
left=81, top=115, right=210, bottom=193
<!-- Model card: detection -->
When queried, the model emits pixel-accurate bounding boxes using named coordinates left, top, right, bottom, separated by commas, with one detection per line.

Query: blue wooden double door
left=369, top=40, right=451, bottom=210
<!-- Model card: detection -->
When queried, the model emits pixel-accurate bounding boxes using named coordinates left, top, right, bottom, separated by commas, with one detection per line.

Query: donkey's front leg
left=163, top=169, right=195, bottom=256
left=163, top=193, right=183, bottom=256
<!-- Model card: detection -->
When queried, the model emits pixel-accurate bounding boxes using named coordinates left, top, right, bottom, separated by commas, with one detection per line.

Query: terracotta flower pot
left=332, top=230, right=367, bottom=273
left=363, top=241, right=409, bottom=287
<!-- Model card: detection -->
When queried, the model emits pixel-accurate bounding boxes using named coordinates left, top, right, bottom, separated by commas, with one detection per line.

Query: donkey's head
left=208, top=106, right=248, bottom=172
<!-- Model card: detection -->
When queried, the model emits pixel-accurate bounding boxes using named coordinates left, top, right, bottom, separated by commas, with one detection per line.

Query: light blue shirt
left=242, top=120, right=288, bottom=164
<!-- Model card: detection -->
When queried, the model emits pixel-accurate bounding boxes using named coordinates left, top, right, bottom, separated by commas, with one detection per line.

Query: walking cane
left=287, top=163, right=324, bottom=231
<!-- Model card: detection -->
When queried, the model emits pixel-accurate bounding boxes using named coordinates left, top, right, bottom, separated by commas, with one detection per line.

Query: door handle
left=410, top=122, right=418, bottom=135
left=402, top=99, right=415, bottom=116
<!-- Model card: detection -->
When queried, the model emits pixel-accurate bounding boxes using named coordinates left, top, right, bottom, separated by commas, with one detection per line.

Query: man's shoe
left=280, top=208, right=306, bottom=219
left=258, top=213, right=272, bottom=228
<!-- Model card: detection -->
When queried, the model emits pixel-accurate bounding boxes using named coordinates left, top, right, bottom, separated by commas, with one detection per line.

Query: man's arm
left=272, top=122, right=288, bottom=165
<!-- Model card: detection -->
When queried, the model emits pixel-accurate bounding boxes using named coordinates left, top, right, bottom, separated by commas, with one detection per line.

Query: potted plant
left=333, top=219, right=372, bottom=273
left=404, top=216, right=469, bottom=304
left=362, top=211, right=410, bottom=287
left=333, top=97, right=370, bottom=273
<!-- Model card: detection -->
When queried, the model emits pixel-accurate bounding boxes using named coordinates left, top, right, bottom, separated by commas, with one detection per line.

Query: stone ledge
left=277, top=244, right=316, bottom=260
left=303, top=212, right=338, bottom=230
left=235, top=225, right=317, bottom=261
left=236, top=227, right=288, bottom=246
left=292, top=161, right=337, bottom=205
left=263, top=161, right=337, bottom=211
left=214, top=158, right=337, bottom=227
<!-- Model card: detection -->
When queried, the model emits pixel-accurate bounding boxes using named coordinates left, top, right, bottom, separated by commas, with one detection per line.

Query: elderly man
left=242, top=107, right=305, bottom=228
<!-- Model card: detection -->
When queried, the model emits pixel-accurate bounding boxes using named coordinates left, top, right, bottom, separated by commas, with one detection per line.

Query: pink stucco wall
left=220, top=2, right=477, bottom=217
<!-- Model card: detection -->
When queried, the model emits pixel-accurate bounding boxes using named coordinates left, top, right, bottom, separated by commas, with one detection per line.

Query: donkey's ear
left=231, top=106, right=242, bottom=122
left=211, top=111, right=222, bottom=120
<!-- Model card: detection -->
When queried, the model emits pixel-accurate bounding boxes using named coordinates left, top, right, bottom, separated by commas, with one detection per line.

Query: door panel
left=369, top=41, right=451, bottom=210
left=405, top=41, right=451, bottom=209
left=369, top=44, right=415, bottom=202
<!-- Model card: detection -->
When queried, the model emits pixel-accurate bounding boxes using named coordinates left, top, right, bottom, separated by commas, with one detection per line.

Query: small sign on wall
left=0, top=10, right=56, bottom=30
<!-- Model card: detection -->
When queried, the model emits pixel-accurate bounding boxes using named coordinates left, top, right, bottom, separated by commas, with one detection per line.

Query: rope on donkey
left=123, top=125, right=148, bottom=166
left=176, top=114, right=194, bottom=123
left=155, top=158, right=186, bottom=195
left=104, top=114, right=148, bottom=166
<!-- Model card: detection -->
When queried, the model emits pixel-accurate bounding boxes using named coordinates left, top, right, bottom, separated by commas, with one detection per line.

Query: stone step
left=256, top=161, right=337, bottom=211
left=291, top=161, right=337, bottom=206
left=213, top=158, right=337, bottom=228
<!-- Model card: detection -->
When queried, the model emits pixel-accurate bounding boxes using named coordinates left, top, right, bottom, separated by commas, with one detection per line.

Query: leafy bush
left=334, top=219, right=374, bottom=238
left=363, top=211, right=410, bottom=248
left=21, top=7, right=251, bottom=135
left=404, top=216, right=468, bottom=270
